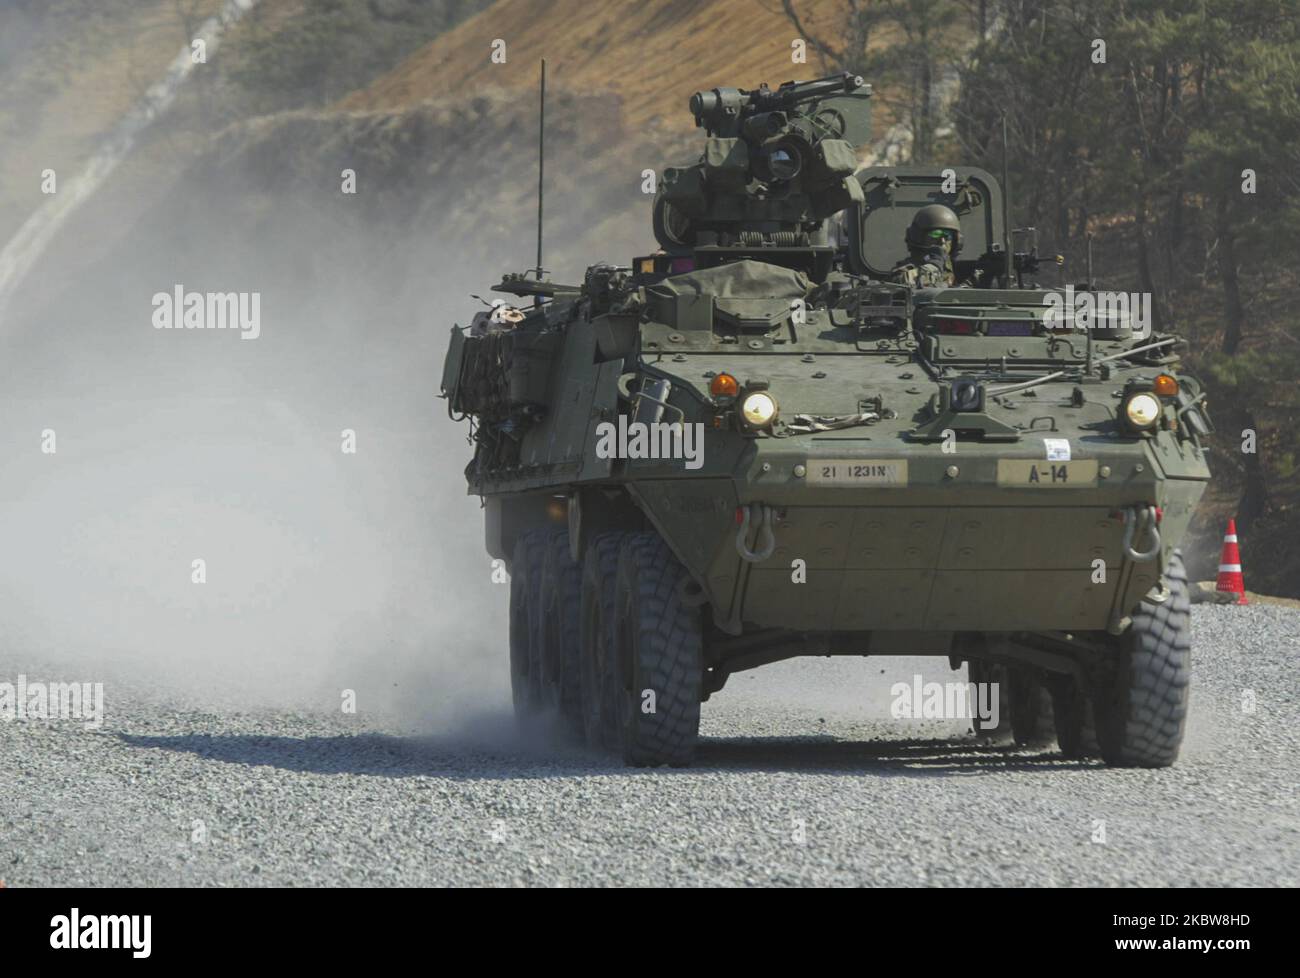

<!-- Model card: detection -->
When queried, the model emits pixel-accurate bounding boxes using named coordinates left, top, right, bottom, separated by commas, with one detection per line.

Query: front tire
left=1094, top=551, right=1192, bottom=767
left=610, top=532, right=702, bottom=767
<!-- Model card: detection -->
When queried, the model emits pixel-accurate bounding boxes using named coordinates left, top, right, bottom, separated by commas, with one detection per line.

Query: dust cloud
left=0, top=0, right=670, bottom=739
left=0, top=153, right=590, bottom=735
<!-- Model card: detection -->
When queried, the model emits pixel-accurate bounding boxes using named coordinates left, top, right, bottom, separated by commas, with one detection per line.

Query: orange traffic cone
left=1215, top=519, right=1249, bottom=605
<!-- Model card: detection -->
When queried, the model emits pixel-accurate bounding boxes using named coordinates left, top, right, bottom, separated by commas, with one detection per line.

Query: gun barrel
left=762, top=72, right=865, bottom=109
left=691, top=73, right=868, bottom=134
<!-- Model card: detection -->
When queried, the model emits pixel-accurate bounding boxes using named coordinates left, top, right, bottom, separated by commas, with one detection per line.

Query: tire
left=540, top=532, right=584, bottom=738
left=1009, top=669, right=1057, bottom=749
left=967, top=657, right=1013, bottom=743
left=579, top=532, right=625, bottom=751
left=1051, top=676, right=1101, bottom=759
left=508, top=529, right=557, bottom=720
left=1094, top=550, right=1192, bottom=768
left=610, top=532, right=702, bottom=767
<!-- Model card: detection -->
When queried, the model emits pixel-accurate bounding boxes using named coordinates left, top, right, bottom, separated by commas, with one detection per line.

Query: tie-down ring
left=1121, top=503, right=1162, bottom=562
left=735, top=502, right=776, bottom=563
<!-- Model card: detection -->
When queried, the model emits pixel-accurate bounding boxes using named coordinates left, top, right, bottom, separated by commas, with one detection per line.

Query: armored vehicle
left=441, top=72, right=1212, bottom=768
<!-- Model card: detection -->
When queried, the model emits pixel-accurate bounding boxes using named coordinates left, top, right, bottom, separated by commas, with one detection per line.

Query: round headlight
left=1124, top=392, right=1162, bottom=429
left=740, top=391, right=778, bottom=428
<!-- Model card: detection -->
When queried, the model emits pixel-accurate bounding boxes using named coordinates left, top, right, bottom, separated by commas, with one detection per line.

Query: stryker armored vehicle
left=441, top=72, right=1212, bottom=768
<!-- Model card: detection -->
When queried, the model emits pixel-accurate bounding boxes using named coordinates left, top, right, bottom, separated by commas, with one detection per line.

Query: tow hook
left=1145, top=581, right=1172, bottom=604
left=1119, top=503, right=1162, bottom=562
left=735, top=502, right=776, bottom=562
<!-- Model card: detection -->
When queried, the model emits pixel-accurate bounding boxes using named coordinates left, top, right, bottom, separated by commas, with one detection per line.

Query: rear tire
left=1094, top=551, right=1192, bottom=767
left=1009, top=668, right=1057, bottom=749
left=1051, top=676, right=1101, bottom=759
left=610, top=532, right=702, bottom=767
left=509, top=529, right=556, bottom=720
left=967, top=657, right=1013, bottom=743
left=579, top=532, right=625, bottom=751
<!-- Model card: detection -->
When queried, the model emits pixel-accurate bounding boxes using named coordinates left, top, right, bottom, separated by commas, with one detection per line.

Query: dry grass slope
left=0, top=0, right=230, bottom=243
left=342, top=0, right=852, bottom=129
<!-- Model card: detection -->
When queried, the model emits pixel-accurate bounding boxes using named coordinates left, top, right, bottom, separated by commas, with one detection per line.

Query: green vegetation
left=787, top=0, right=1300, bottom=592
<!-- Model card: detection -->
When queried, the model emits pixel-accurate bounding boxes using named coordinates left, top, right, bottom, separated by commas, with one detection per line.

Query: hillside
left=343, top=0, right=852, bottom=129
left=0, top=0, right=493, bottom=251
left=0, top=0, right=228, bottom=244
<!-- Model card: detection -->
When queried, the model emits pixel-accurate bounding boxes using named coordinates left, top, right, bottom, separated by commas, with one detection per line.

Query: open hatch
left=846, top=166, right=1007, bottom=284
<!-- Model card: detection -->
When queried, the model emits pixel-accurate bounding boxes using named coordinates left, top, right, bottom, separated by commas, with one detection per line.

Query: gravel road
left=2, top=605, right=1296, bottom=887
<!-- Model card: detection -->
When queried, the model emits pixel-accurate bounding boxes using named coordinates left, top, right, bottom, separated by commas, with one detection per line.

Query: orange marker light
left=710, top=373, right=739, bottom=398
left=1153, top=374, right=1179, bottom=396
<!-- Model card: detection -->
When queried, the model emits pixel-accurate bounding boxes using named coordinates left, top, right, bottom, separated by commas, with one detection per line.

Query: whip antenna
left=1001, top=113, right=1013, bottom=288
left=534, top=59, right=546, bottom=306
left=1085, top=232, right=1095, bottom=376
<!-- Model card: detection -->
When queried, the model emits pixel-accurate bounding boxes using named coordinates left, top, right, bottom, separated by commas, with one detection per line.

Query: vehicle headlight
left=740, top=391, right=779, bottom=428
left=1124, top=392, right=1162, bottom=429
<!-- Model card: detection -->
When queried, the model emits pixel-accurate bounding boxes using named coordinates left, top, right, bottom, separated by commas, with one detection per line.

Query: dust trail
left=0, top=0, right=262, bottom=322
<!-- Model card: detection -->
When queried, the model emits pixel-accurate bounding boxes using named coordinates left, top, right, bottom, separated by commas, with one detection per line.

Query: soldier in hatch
left=891, top=204, right=963, bottom=288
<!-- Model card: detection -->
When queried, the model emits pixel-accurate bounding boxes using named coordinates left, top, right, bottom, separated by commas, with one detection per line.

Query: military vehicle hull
left=445, top=274, right=1210, bottom=770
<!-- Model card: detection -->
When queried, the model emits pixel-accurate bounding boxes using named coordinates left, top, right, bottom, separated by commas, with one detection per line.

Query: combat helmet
left=905, top=204, right=963, bottom=256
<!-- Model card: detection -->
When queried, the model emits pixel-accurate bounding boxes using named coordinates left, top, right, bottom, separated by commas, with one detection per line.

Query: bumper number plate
left=997, top=459, right=1099, bottom=487
left=807, top=460, right=908, bottom=486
